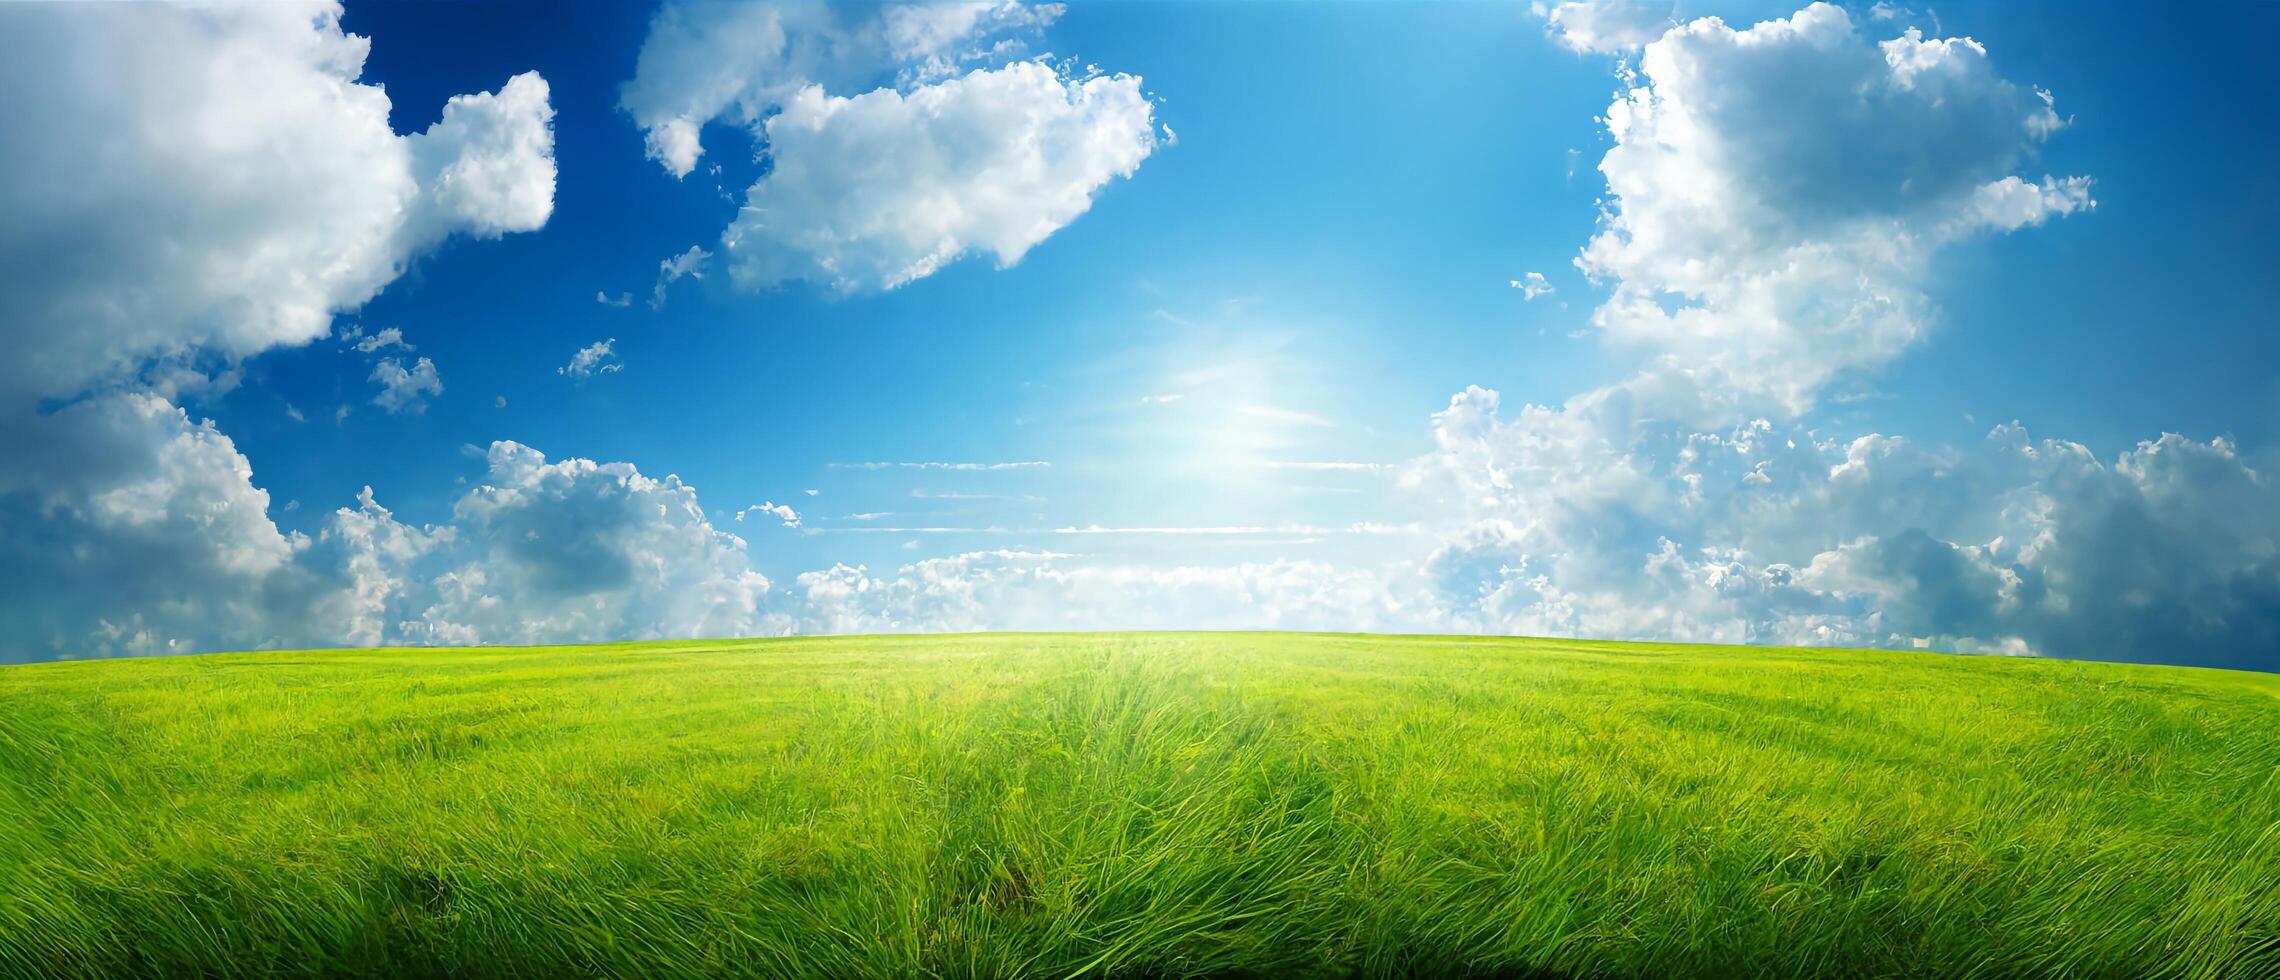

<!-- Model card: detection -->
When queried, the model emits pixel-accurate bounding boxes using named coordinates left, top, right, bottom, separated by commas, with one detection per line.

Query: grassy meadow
left=1, top=633, right=2275, bottom=978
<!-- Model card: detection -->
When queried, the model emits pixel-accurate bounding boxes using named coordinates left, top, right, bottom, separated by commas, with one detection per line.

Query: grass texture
left=2, top=633, right=2276, bottom=978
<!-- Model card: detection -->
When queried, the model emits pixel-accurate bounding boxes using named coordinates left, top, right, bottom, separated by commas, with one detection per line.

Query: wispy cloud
left=1235, top=404, right=1334, bottom=428
left=1053, top=523, right=1420, bottom=536
left=833, top=461, right=1050, bottom=471
left=1151, top=308, right=1197, bottom=327
left=1509, top=271, right=1554, bottom=301
left=801, top=522, right=1422, bottom=537
left=559, top=338, right=623, bottom=379
left=912, top=490, right=1046, bottom=503
left=1259, top=461, right=1393, bottom=472
left=804, top=526, right=1015, bottom=534
left=652, top=245, right=710, bottom=309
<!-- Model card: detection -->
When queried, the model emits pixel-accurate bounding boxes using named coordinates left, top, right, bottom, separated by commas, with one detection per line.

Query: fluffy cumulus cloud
left=1403, top=389, right=2280, bottom=670
left=725, top=62, right=1157, bottom=291
left=620, top=1, right=1066, bottom=178
left=403, top=444, right=776, bottom=646
left=736, top=502, right=801, bottom=528
left=301, top=444, right=779, bottom=651
left=1579, top=3, right=2089, bottom=416
left=1364, top=6, right=2275, bottom=670
left=0, top=3, right=552, bottom=409
left=0, top=397, right=302, bottom=659
left=402, top=71, right=557, bottom=244
left=623, top=1, right=1157, bottom=293
left=1, top=430, right=783, bottom=658
left=371, top=356, right=444, bottom=413
left=297, top=488, right=453, bottom=650
left=0, top=2, right=552, bottom=420
left=0, top=3, right=558, bottom=660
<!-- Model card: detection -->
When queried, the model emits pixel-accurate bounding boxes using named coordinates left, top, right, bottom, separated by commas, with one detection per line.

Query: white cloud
left=559, top=338, right=624, bottom=379
left=351, top=326, right=410, bottom=353
left=402, top=70, right=556, bottom=245
left=652, top=245, right=710, bottom=309
left=370, top=357, right=443, bottom=414
left=1260, top=461, right=1393, bottom=473
left=1235, top=404, right=1336, bottom=428
left=301, top=486, right=453, bottom=649
left=410, top=443, right=777, bottom=645
left=1536, top=0, right=1673, bottom=54
left=0, top=396, right=298, bottom=658
left=621, top=1, right=1065, bottom=179
left=881, top=3, right=1066, bottom=78
left=597, top=291, right=633, bottom=308
left=0, top=2, right=554, bottom=660
left=1510, top=272, right=1555, bottom=301
left=1, top=427, right=786, bottom=658
left=791, top=550, right=1418, bottom=635
left=624, top=2, right=1157, bottom=293
left=1052, top=524, right=1420, bottom=536
left=911, top=490, right=1044, bottom=502
left=801, top=521, right=1422, bottom=539
left=804, top=526, right=1013, bottom=535
left=14, top=390, right=2268, bottom=670
left=0, top=2, right=551, bottom=409
left=1577, top=3, right=2090, bottom=416
left=725, top=62, right=1157, bottom=292
left=1333, top=6, right=2267, bottom=671
left=833, top=460, right=1051, bottom=471
left=1402, top=386, right=2280, bottom=671
left=1956, top=174, right=2096, bottom=233
left=736, top=501, right=801, bottom=527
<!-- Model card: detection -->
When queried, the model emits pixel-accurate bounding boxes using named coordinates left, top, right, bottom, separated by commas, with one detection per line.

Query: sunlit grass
left=2, top=633, right=2275, bottom=978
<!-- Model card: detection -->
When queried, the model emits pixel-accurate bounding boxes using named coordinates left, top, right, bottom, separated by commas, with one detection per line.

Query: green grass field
left=2, top=633, right=2275, bottom=978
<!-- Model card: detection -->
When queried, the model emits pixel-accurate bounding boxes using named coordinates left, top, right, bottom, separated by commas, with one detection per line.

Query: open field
left=1, top=633, right=2275, bottom=978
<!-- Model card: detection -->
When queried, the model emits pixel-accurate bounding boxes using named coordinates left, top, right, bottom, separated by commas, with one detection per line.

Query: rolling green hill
left=2, top=633, right=2275, bottom=978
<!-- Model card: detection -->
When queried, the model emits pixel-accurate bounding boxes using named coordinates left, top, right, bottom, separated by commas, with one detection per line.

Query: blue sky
left=2, top=1, right=2275, bottom=669
left=241, top=1, right=1628, bottom=566
left=242, top=0, right=2277, bottom=567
